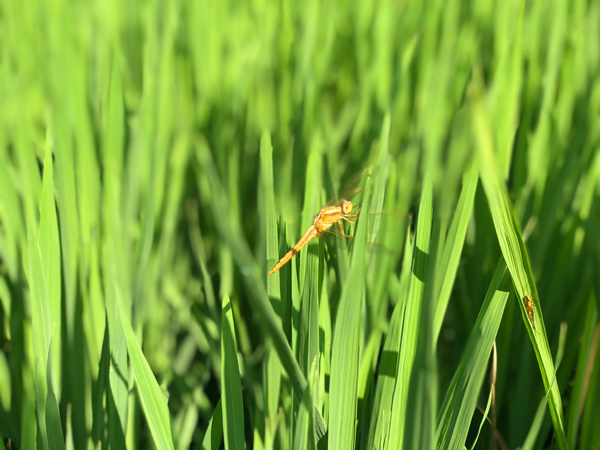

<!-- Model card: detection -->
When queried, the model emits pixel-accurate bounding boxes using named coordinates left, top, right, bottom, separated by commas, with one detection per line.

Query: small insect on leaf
left=523, top=294, right=536, bottom=332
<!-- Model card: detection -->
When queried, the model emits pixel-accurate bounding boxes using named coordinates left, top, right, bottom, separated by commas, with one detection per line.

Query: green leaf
left=365, top=228, right=414, bottom=449
left=472, top=75, right=567, bottom=449
left=433, top=162, right=478, bottom=340
left=28, top=230, right=65, bottom=450
left=328, top=171, right=371, bottom=448
left=391, top=178, right=435, bottom=449
left=198, top=144, right=327, bottom=440
left=221, top=295, right=245, bottom=450
left=202, top=398, right=223, bottom=450
left=118, top=290, right=175, bottom=450
left=436, top=260, right=511, bottom=449
left=39, top=135, right=62, bottom=401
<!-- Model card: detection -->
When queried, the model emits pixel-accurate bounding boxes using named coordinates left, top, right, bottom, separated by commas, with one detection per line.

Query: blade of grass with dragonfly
left=197, top=141, right=328, bottom=441
left=297, top=133, right=324, bottom=384
left=357, top=115, right=408, bottom=442
left=299, top=134, right=324, bottom=286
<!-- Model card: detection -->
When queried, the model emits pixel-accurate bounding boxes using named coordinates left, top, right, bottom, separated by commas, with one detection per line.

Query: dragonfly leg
left=342, top=216, right=356, bottom=224
left=335, top=221, right=354, bottom=238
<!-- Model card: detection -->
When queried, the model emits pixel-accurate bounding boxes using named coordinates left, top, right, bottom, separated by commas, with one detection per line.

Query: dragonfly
left=269, top=199, right=359, bottom=274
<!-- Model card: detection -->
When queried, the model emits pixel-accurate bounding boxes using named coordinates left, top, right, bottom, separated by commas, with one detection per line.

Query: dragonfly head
left=340, top=199, right=353, bottom=214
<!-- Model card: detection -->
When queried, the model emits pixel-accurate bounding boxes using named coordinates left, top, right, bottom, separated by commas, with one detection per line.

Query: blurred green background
left=1, top=0, right=599, bottom=448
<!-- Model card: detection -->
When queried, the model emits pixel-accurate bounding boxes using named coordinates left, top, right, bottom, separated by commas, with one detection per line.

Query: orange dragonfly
left=269, top=199, right=359, bottom=274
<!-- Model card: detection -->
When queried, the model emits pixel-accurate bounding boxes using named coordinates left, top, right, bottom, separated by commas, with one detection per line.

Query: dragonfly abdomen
left=269, top=225, right=318, bottom=274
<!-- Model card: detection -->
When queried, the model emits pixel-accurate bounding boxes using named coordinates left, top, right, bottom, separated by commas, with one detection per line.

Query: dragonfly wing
left=319, top=222, right=397, bottom=255
left=324, top=166, right=372, bottom=206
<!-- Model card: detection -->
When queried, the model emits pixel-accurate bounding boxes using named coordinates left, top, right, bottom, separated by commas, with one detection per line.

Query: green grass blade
left=433, top=162, right=478, bottom=340
left=39, top=137, right=62, bottom=401
left=102, top=60, right=130, bottom=449
left=262, top=132, right=281, bottom=298
left=260, top=133, right=285, bottom=445
left=401, top=178, right=436, bottom=450
left=51, top=54, right=80, bottom=393
left=0, top=146, right=23, bottom=279
left=436, top=260, right=511, bottom=449
left=197, top=144, right=327, bottom=440
left=298, top=241, right=320, bottom=377
left=366, top=113, right=404, bottom=325
left=579, top=330, right=600, bottom=450
left=127, top=340, right=174, bottom=448
left=565, top=296, right=597, bottom=448
left=2, top=0, right=598, bottom=448
left=523, top=323, right=567, bottom=449
left=202, top=398, right=223, bottom=450
left=387, top=179, right=433, bottom=449
left=39, top=141, right=65, bottom=450
left=365, top=227, right=414, bottom=449
left=299, top=134, right=323, bottom=283
left=469, top=384, right=494, bottom=450
left=123, top=321, right=175, bottom=450
left=472, top=77, right=567, bottom=448
left=104, top=276, right=175, bottom=450
left=293, top=358, right=317, bottom=450
left=27, top=229, right=65, bottom=450
left=221, top=295, right=245, bottom=450
left=296, top=134, right=321, bottom=381
left=0, top=351, right=10, bottom=412
left=328, top=171, right=371, bottom=448
left=317, top=268, right=332, bottom=417
left=27, top=232, right=49, bottom=448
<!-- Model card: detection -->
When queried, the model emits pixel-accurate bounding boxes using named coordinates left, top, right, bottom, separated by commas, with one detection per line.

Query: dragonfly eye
left=342, top=200, right=353, bottom=214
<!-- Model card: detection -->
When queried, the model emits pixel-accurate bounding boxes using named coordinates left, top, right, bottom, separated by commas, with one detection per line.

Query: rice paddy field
left=1, top=0, right=600, bottom=448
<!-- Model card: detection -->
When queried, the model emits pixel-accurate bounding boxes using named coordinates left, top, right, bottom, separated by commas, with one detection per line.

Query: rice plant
left=1, top=0, right=599, bottom=448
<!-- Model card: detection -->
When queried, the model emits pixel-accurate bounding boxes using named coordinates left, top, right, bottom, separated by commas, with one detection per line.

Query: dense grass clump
left=1, top=0, right=599, bottom=448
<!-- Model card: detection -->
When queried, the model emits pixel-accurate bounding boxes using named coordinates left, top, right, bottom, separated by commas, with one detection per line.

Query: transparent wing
left=324, top=166, right=372, bottom=206
left=318, top=210, right=406, bottom=254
